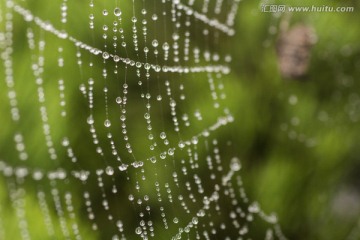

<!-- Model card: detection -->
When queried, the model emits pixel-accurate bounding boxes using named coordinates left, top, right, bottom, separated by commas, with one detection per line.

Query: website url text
left=261, top=5, right=354, bottom=13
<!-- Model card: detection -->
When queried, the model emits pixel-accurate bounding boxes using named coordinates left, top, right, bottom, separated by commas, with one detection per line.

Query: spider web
left=0, top=0, right=286, bottom=239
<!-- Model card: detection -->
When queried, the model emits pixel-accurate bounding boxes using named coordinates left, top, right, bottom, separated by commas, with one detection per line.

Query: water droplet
left=102, top=51, right=110, bottom=59
left=160, top=132, right=166, bottom=139
left=106, top=166, right=114, bottom=175
left=170, top=99, right=176, bottom=107
left=152, top=40, right=159, bottom=47
left=178, top=141, right=185, bottom=149
left=135, top=227, right=142, bottom=234
left=103, top=10, right=108, bottom=16
left=248, top=202, right=260, bottom=213
left=116, top=220, right=123, bottom=228
left=172, top=33, right=179, bottom=41
left=128, top=194, right=134, bottom=201
left=149, top=157, right=157, bottom=163
left=114, top=8, right=122, bottom=16
left=197, top=210, right=205, bottom=217
left=162, top=42, right=170, bottom=51
left=191, top=137, right=198, bottom=145
left=230, top=157, right=241, bottom=171
left=142, top=64, right=150, bottom=72
left=118, top=164, right=128, bottom=171
left=33, top=171, right=43, bottom=180
left=113, top=55, right=120, bottom=62
left=80, top=171, right=88, bottom=181
left=104, top=119, right=111, bottom=128
left=62, top=137, right=69, bottom=147
left=87, top=116, right=94, bottom=124
left=289, top=95, right=298, bottom=105
left=116, top=97, right=122, bottom=104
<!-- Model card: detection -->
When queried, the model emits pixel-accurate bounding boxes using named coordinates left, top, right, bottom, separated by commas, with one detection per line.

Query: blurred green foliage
left=0, top=0, right=360, bottom=239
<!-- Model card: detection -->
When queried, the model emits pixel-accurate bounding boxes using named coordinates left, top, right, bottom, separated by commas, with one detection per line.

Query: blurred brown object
left=276, top=22, right=317, bottom=79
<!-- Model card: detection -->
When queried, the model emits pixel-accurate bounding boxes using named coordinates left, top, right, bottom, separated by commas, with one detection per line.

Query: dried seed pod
left=276, top=23, right=317, bottom=79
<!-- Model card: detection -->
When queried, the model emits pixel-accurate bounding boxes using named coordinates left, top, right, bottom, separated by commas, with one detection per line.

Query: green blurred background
left=1, top=0, right=360, bottom=239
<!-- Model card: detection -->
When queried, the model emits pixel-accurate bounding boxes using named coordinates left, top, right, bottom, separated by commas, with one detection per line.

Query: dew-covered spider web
left=0, top=0, right=286, bottom=239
